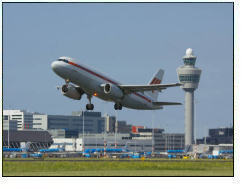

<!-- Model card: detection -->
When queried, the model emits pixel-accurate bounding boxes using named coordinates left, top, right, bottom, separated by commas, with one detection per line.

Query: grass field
left=3, top=159, right=233, bottom=176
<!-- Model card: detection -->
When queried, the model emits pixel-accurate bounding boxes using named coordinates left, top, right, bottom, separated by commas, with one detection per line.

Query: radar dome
left=186, top=48, right=193, bottom=56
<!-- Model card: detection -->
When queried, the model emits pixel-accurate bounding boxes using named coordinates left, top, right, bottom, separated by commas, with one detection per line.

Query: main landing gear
left=114, top=103, right=122, bottom=110
left=86, top=95, right=94, bottom=110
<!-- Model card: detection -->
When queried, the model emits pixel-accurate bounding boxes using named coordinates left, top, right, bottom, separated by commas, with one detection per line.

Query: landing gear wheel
left=114, top=103, right=117, bottom=110
left=114, top=103, right=122, bottom=110
left=86, top=104, right=94, bottom=110
left=86, top=95, right=94, bottom=110
left=119, top=104, right=122, bottom=110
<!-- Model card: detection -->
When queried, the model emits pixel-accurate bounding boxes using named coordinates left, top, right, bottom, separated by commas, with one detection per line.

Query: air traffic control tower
left=177, top=48, right=201, bottom=147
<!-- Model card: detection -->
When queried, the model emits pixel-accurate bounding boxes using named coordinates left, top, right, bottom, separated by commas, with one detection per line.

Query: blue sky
left=3, top=3, right=233, bottom=138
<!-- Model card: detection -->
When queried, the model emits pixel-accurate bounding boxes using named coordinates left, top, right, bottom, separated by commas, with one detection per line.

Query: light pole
left=151, top=111, right=155, bottom=155
left=82, top=110, right=85, bottom=153
left=114, top=110, right=118, bottom=149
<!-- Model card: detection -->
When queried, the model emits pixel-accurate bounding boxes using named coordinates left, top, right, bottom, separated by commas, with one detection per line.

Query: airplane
left=51, top=56, right=182, bottom=110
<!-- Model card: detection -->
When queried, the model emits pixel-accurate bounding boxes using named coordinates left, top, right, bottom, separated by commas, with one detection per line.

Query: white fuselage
left=51, top=59, right=162, bottom=110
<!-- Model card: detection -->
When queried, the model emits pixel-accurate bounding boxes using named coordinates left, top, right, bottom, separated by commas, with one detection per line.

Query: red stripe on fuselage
left=68, top=61, right=118, bottom=85
left=134, top=92, right=151, bottom=102
left=68, top=61, right=152, bottom=103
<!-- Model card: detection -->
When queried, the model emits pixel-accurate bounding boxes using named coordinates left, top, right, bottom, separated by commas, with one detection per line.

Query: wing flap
left=119, top=83, right=181, bottom=93
left=152, top=102, right=182, bottom=106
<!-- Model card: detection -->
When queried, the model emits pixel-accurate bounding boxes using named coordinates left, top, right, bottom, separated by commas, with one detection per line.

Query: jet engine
left=103, top=83, right=123, bottom=99
left=61, top=84, right=83, bottom=100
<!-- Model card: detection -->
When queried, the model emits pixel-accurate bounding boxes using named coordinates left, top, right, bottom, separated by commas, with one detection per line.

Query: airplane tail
left=145, top=69, right=164, bottom=101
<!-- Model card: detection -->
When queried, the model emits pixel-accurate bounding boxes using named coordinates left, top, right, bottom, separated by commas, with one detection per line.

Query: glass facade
left=197, top=127, right=233, bottom=145
left=179, top=74, right=200, bottom=82
left=47, top=114, right=105, bottom=134
left=183, top=58, right=196, bottom=65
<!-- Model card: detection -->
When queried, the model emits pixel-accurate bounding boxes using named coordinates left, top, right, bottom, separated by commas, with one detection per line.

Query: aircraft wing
left=152, top=102, right=182, bottom=106
left=119, top=83, right=181, bottom=93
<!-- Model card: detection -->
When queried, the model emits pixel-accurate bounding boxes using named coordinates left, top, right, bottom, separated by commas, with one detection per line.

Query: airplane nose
left=51, top=61, right=61, bottom=73
left=51, top=61, right=59, bottom=72
left=51, top=60, right=69, bottom=78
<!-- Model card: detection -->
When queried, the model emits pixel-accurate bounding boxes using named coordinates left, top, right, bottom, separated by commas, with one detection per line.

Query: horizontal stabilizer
left=152, top=102, right=182, bottom=106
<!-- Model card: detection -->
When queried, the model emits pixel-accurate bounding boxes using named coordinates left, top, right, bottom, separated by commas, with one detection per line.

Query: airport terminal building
left=5, top=110, right=133, bottom=136
left=3, top=116, right=18, bottom=130
left=196, top=127, right=233, bottom=145
left=33, top=111, right=105, bottom=134
left=3, top=130, right=53, bottom=151
left=3, top=110, right=34, bottom=130
left=3, top=109, right=185, bottom=152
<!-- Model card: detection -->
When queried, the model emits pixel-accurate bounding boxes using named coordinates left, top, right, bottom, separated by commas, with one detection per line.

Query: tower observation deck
left=177, top=48, right=201, bottom=147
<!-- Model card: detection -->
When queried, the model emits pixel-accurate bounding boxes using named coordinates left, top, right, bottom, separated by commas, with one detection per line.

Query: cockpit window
left=57, top=59, right=69, bottom=63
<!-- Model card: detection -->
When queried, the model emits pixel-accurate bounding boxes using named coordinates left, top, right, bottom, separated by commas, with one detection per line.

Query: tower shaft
left=185, top=90, right=194, bottom=146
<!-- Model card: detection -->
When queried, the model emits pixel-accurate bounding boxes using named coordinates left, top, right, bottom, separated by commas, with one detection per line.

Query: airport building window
left=34, top=118, right=42, bottom=120
left=33, top=123, right=42, bottom=125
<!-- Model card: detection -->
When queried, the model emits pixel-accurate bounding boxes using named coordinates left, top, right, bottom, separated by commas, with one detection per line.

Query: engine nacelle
left=103, top=83, right=123, bottom=99
left=61, top=84, right=83, bottom=100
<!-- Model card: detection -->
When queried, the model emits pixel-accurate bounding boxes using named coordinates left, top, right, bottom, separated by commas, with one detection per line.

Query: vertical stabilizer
left=145, top=69, right=164, bottom=101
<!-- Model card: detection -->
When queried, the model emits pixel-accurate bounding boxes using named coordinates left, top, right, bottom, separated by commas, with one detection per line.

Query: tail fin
left=145, top=69, right=164, bottom=101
